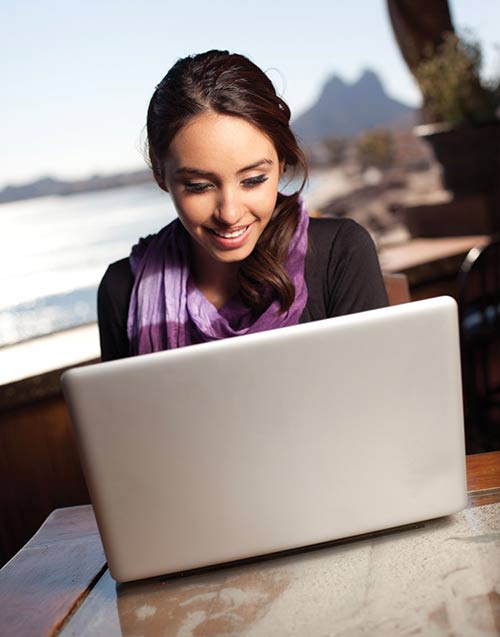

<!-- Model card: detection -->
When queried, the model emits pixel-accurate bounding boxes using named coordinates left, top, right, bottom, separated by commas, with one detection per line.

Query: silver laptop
left=61, top=296, right=467, bottom=583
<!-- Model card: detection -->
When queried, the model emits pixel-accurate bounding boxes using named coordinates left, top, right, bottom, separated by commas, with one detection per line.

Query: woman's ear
left=153, top=161, right=169, bottom=192
left=155, top=174, right=169, bottom=192
left=279, top=159, right=286, bottom=176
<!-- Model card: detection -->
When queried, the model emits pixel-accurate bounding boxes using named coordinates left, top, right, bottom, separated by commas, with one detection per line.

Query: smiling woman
left=97, top=50, right=388, bottom=360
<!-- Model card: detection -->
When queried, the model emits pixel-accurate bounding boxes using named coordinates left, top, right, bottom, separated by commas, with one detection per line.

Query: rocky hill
left=292, top=70, right=417, bottom=142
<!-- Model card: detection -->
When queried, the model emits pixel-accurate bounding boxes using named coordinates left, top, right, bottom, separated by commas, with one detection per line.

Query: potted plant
left=413, top=31, right=500, bottom=195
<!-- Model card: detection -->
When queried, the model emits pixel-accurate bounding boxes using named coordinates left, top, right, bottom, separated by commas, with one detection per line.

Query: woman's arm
left=97, top=259, right=134, bottom=361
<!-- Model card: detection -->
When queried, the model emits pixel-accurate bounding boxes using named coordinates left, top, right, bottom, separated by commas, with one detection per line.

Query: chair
left=457, top=238, right=500, bottom=450
left=383, top=272, right=411, bottom=306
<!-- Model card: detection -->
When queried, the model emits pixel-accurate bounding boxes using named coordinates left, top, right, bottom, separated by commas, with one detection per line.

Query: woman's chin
left=210, top=244, right=255, bottom=264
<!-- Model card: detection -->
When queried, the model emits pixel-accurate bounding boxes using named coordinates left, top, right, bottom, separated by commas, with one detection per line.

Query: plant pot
left=415, top=122, right=500, bottom=195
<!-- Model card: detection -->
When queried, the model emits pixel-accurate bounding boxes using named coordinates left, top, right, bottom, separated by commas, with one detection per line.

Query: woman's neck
left=191, top=245, right=240, bottom=310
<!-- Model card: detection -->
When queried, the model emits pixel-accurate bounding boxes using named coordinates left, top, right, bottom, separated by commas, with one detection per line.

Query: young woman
left=98, top=50, right=388, bottom=361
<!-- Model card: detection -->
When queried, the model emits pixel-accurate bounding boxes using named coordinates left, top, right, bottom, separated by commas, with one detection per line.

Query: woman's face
left=163, top=112, right=283, bottom=268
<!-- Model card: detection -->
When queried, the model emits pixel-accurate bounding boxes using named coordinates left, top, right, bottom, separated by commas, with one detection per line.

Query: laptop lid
left=61, top=296, right=467, bottom=582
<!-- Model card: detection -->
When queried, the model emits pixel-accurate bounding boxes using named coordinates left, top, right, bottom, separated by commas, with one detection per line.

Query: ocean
left=0, top=172, right=340, bottom=347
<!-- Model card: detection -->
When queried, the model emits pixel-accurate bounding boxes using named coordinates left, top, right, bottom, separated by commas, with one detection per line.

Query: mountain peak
left=292, top=69, right=416, bottom=142
left=354, top=69, right=385, bottom=93
left=320, top=74, right=348, bottom=99
left=324, top=74, right=348, bottom=89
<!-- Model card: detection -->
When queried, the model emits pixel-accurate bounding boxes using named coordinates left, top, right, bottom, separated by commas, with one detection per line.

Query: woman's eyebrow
left=175, top=166, right=214, bottom=177
left=175, top=158, right=274, bottom=177
left=237, top=158, right=274, bottom=173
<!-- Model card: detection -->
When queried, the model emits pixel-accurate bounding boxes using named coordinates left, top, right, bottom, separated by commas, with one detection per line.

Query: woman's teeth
left=211, top=226, right=248, bottom=238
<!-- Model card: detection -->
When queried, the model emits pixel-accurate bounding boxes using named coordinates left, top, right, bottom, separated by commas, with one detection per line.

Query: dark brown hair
left=146, top=50, right=308, bottom=313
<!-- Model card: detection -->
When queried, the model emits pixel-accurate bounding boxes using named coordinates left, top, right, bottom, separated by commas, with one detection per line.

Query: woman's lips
left=206, top=223, right=253, bottom=249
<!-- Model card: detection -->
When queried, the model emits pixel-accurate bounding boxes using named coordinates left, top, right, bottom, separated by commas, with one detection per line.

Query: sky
left=2, top=0, right=499, bottom=189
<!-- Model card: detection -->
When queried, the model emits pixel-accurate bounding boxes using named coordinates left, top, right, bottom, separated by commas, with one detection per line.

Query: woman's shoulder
left=307, top=216, right=375, bottom=255
left=98, top=258, right=134, bottom=321
left=305, top=216, right=387, bottom=317
left=97, top=257, right=133, bottom=361
left=308, top=215, right=372, bottom=238
left=99, top=257, right=134, bottom=293
left=99, top=221, right=175, bottom=297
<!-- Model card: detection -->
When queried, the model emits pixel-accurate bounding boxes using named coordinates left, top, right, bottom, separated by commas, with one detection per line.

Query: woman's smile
left=205, top=222, right=254, bottom=249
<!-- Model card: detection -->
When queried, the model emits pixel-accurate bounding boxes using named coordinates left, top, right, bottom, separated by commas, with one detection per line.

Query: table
left=379, top=234, right=491, bottom=297
left=1, top=452, right=499, bottom=637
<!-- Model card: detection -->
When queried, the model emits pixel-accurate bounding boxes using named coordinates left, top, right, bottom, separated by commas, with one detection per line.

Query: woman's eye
left=184, top=181, right=212, bottom=193
left=242, top=175, right=268, bottom=188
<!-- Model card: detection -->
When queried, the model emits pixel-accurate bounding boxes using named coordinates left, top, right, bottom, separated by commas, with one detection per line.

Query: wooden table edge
left=466, top=450, right=500, bottom=507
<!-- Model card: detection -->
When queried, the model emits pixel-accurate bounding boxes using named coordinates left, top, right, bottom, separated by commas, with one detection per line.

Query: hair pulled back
left=146, top=50, right=308, bottom=313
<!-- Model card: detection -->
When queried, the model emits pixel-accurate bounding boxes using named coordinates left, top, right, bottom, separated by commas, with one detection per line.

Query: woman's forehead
left=165, top=112, right=278, bottom=173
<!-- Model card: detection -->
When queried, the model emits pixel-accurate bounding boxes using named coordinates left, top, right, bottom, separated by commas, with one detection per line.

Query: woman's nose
left=215, top=188, right=243, bottom=226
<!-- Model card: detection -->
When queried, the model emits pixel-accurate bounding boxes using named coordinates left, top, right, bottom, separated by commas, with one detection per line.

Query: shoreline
left=304, top=166, right=361, bottom=211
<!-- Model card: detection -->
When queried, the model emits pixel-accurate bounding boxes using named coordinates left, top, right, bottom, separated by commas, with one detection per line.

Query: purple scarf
left=127, top=198, right=309, bottom=355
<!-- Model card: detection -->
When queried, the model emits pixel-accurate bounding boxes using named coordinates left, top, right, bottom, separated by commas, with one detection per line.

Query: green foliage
left=415, top=31, right=500, bottom=126
left=356, top=130, right=394, bottom=170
